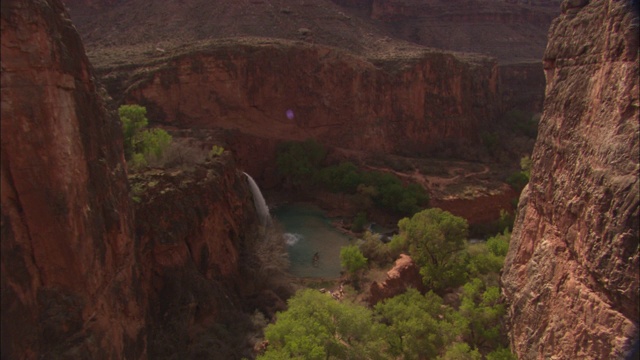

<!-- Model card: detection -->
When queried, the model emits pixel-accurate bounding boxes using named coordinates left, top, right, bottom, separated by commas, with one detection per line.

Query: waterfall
left=243, top=172, right=271, bottom=227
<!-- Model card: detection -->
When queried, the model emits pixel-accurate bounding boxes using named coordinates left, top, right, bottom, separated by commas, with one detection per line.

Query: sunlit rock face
left=502, top=0, right=639, bottom=358
left=1, top=0, right=145, bottom=358
left=367, top=254, right=426, bottom=306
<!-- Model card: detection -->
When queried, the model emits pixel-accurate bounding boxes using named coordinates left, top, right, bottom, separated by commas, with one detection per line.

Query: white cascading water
left=243, top=172, right=272, bottom=227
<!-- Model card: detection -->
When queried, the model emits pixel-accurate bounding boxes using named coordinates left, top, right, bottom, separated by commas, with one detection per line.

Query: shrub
left=394, top=208, right=469, bottom=291
left=351, top=211, right=368, bottom=232
left=340, top=245, right=368, bottom=276
left=276, top=139, right=327, bottom=187
left=119, top=104, right=148, bottom=159
left=358, top=231, right=393, bottom=266
left=260, top=289, right=387, bottom=360
left=118, top=104, right=172, bottom=169
left=318, top=161, right=362, bottom=193
left=506, top=171, right=529, bottom=192
left=520, top=155, right=532, bottom=179
left=506, top=155, right=532, bottom=192
left=208, top=145, right=225, bottom=158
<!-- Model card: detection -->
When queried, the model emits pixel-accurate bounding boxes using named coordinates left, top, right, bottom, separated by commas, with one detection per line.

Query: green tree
left=118, top=104, right=172, bottom=168
left=260, top=289, right=388, bottom=360
left=486, top=229, right=510, bottom=258
left=340, top=245, right=368, bottom=276
left=507, top=155, right=532, bottom=192
left=438, top=342, right=482, bottom=360
left=458, top=278, right=506, bottom=351
left=393, top=208, right=469, bottom=291
left=374, top=289, right=460, bottom=359
left=466, top=230, right=510, bottom=286
left=520, top=155, right=532, bottom=179
left=139, top=128, right=172, bottom=159
left=208, top=145, right=225, bottom=158
left=119, top=104, right=149, bottom=159
left=319, top=161, right=362, bottom=193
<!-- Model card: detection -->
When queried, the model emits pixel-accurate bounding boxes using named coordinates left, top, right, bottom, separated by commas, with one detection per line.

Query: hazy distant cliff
left=502, top=0, right=639, bottom=358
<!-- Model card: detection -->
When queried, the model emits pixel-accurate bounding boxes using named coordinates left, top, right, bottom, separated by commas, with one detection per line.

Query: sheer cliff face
left=502, top=0, right=639, bottom=358
left=1, top=2, right=265, bottom=358
left=130, top=157, right=264, bottom=358
left=102, top=42, right=499, bottom=159
left=1, top=0, right=145, bottom=358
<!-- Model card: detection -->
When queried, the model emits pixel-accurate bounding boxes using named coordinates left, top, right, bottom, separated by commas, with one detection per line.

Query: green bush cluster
left=506, top=155, right=532, bottom=192
left=259, top=209, right=516, bottom=359
left=390, top=208, right=469, bottom=292
left=503, top=109, right=539, bottom=139
left=319, top=161, right=430, bottom=215
left=358, top=231, right=393, bottom=266
left=340, top=245, right=368, bottom=277
left=260, top=286, right=514, bottom=360
left=208, top=145, right=225, bottom=158
left=275, top=140, right=429, bottom=216
left=119, top=104, right=172, bottom=169
left=275, top=139, right=327, bottom=187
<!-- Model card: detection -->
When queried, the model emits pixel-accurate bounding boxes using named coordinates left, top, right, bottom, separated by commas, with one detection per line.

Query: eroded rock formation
left=367, top=254, right=426, bottom=305
left=130, top=153, right=273, bottom=358
left=1, top=0, right=145, bottom=357
left=502, top=0, right=639, bottom=358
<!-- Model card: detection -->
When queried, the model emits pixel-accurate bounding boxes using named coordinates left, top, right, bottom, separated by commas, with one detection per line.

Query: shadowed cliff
left=1, top=0, right=145, bottom=357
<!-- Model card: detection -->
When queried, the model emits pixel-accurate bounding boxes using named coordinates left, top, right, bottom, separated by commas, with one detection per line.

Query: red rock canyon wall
left=102, top=41, right=500, bottom=160
left=502, top=0, right=639, bottom=358
left=1, top=0, right=145, bottom=358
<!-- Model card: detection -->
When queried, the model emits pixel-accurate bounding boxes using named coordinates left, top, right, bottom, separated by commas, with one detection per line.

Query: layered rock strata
left=502, top=0, right=640, bottom=358
left=99, top=40, right=500, bottom=160
left=130, top=154, right=268, bottom=359
left=1, top=0, right=145, bottom=357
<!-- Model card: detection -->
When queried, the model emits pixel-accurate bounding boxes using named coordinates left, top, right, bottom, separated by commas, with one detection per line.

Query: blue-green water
left=272, top=204, right=350, bottom=278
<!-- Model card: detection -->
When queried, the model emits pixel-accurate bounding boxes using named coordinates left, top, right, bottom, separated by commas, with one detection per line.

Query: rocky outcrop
left=1, top=0, right=145, bottom=358
left=130, top=154, right=271, bottom=359
left=100, top=39, right=500, bottom=161
left=1, top=2, right=274, bottom=359
left=502, top=0, right=639, bottom=359
left=368, top=254, right=426, bottom=305
left=431, top=185, right=517, bottom=226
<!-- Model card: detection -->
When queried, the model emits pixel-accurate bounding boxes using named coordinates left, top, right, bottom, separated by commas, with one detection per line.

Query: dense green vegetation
left=340, top=245, right=368, bottom=283
left=389, top=208, right=469, bottom=292
left=259, top=209, right=515, bottom=359
left=276, top=140, right=429, bottom=216
left=119, top=104, right=172, bottom=169
left=503, top=109, right=539, bottom=139
left=276, top=140, right=327, bottom=187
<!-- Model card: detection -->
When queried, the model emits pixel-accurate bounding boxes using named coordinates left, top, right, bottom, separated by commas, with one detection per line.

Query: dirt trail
left=363, top=163, right=491, bottom=194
